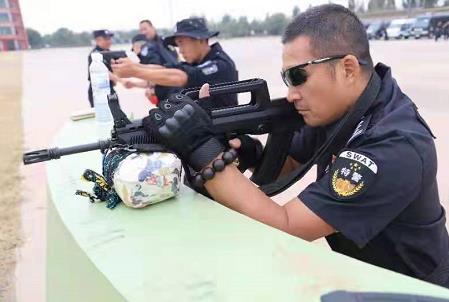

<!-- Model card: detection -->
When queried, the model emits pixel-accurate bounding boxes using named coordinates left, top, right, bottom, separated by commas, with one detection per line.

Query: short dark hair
left=282, top=4, right=373, bottom=73
left=139, top=19, right=153, bottom=26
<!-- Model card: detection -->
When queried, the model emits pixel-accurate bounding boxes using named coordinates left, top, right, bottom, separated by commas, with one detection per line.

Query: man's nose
left=286, top=86, right=302, bottom=103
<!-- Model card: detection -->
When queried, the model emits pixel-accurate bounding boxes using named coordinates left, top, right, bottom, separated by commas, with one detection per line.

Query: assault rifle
left=23, top=79, right=305, bottom=194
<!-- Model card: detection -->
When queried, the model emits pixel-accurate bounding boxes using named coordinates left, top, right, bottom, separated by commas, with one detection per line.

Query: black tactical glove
left=142, top=94, right=224, bottom=171
left=195, top=96, right=214, bottom=113
left=235, top=135, right=263, bottom=172
left=195, top=96, right=263, bottom=172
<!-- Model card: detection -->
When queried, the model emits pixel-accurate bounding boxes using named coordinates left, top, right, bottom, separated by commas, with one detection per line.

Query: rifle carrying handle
left=182, top=78, right=270, bottom=108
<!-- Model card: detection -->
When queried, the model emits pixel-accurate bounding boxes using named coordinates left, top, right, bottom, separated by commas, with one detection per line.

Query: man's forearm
left=204, top=163, right=334, bottom=241
left=139, top=64, right=165, bottom=70
left=204, top=164, right=290, bottom=232
left=132, top=80, right=150, bottom=88
left=134, top=66, right=187, bottom=87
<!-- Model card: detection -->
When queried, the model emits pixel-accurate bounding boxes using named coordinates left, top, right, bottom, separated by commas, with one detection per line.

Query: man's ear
left=340, top=55, right=360, bottom=84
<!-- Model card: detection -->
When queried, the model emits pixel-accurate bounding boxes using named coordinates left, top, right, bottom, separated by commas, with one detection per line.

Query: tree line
left=26, top=27, right=140, bottom=49
left=26, top=1, right=449, bottom=49
left=26, top=6, right=299, bottom=49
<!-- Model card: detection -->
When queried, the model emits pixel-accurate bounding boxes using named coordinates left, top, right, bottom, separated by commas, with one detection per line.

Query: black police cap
left=93, top=29, right=114, bottom=38
left=164, top=17, right=219, bottom=46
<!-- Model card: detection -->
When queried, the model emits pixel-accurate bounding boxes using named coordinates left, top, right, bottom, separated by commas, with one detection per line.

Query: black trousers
left=88, top=85, right=94, bottom=108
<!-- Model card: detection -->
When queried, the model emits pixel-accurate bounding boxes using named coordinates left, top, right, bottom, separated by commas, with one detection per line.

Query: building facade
left=0, top=0, right=28, bottom=51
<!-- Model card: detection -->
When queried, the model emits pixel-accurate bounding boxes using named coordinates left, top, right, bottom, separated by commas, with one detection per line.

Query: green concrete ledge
left=46, top=119, right=449, bottom=301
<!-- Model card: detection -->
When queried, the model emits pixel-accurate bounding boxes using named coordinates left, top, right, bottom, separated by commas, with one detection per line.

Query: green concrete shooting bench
left=46, top=118, right=449, bottom=301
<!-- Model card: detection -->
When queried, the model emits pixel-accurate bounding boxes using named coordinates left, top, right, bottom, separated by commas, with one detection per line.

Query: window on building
left=11, top=13, right=22, bottom=23
left=0, top=0, right=7, bottom=9
left=0, top=13, right=10, bottom=22
left=0, top=26, right=13, bottom=35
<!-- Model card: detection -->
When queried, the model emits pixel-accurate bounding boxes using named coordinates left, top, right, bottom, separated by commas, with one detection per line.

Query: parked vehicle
left=412, top=16, right=432, bottom=38
left=411, top=14, right=449, bottom=39
left=366, top=20, right=390, bottom=40
left=386, top=19, right=409, bottom=39
left=399, top=18, right=416, bottom=39
left=430, top=14, right=449, bottom=38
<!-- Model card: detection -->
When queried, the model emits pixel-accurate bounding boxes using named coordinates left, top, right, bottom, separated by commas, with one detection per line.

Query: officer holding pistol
left=112, top=17, right=238, bottom=108
left=142, top=5, right=449, bottom=287
left=87, top=29, right=121, bottom=108
left=138, top=19, right=178, bottom=66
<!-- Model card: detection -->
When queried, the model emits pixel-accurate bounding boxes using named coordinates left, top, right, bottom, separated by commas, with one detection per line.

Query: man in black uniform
left=135, top=19, right=179, bottom=102
left=130, top=34, right=148, bottom=60
left=112, top=17, right=238, bottom=108
left=87, top=29, right=120, bottom=107
left=138, top=19, right=178, bottom=66
left=142, top=5, right=449, bottom=287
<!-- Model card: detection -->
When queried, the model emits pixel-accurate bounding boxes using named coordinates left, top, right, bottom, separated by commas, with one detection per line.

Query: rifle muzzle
left=23, top=140, right=111, bottom=165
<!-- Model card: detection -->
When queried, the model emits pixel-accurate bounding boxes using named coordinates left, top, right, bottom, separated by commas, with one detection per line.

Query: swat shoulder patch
left=330, top=150, right=377, bottom=200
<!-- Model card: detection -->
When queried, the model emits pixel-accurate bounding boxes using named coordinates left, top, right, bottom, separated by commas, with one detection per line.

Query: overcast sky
left=20, top=0, right=354, bottom=34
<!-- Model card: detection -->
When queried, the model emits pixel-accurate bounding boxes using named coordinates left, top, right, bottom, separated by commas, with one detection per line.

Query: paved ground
left=0, top=52, right=24, bottom=302
left=4, top=37, right=449, bottom=301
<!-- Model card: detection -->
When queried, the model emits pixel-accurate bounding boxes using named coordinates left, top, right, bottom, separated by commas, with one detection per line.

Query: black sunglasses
left=281, top=54, right=368, bottom=87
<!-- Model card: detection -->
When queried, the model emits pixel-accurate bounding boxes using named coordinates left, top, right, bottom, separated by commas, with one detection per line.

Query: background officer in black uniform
left=112, top=17, right=238, bottom=108
left=142, top=5, right=449, bottom=287
left=125, top=33, right=160, bottom=104
left=130, top=34, right=148, bottom=61
left=138, top=19, right=178, bottom=66
left=87, top=29, right=120, bottom=107
left=136, top=19, right=179, bottom=102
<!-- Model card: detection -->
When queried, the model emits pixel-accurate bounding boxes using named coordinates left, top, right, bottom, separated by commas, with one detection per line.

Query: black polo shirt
left=175, top=42, right=238, bottom=108
left=87, top=45, right=115, bottom=108
left=290, top=63, right=449, bottom=287
left=139, top=36, right=180, bottom=101
left=139, top=36, right=178, bottom=65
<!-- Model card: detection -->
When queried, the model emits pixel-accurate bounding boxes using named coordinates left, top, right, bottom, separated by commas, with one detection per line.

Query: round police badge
left=329, top=150, right=378, bottom=200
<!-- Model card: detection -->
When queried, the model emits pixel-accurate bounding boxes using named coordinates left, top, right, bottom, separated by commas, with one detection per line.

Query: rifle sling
left=260, top=72, right=382, bottom=196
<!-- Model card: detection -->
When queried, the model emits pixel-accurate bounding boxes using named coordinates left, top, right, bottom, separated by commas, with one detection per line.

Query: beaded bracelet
left=192, top=148, right=238, bottom=187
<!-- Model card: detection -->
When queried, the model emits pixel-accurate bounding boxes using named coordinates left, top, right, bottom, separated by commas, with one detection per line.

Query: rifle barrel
left=23, top=140, right=111, bottom=165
